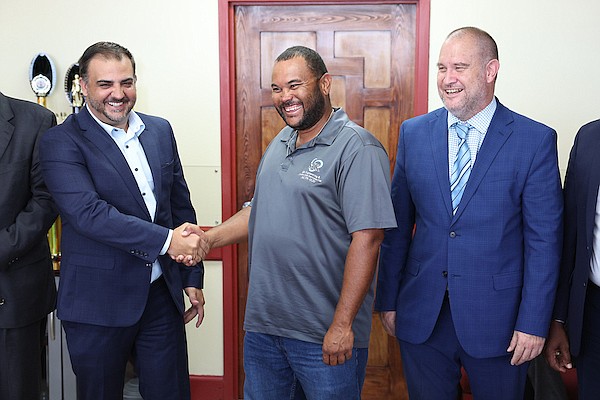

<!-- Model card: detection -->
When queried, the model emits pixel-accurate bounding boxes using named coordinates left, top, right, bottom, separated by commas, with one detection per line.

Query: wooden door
left=232, top=2, right=426, bottom=398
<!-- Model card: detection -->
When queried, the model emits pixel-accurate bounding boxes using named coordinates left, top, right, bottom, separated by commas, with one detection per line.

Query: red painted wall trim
left=190, top=375, right=225, bottom=400
left=218, top=1, right=239, bottom=399
left=414, top=0, right=431, bottom=116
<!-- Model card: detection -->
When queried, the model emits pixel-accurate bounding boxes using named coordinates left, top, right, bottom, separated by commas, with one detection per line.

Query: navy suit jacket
left=0, top=92, right=57, bottom=328
left=376, top=99, right=563, bottom=358
left=39, top=107, right=203, bottom=327
left=553, top=119, right=600, bottom=356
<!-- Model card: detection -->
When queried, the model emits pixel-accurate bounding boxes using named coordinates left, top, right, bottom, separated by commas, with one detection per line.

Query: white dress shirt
left=87, top=106, right=171, bottom=282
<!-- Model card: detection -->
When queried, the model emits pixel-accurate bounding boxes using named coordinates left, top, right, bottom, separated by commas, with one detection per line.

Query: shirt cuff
left=160, top=229, right=173, bottom=256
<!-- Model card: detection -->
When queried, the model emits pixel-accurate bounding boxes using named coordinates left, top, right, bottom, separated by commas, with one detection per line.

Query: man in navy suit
left=39, top=42, right=206, bottom=400
left=375, top=27, right=563, bottom=399
left=0, top=91, right=57, bottom=400
left=544, top=119, right=600, bottom=400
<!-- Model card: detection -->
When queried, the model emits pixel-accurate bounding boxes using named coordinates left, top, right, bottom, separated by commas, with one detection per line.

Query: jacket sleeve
left=375, top=122, right=415, bottom=311
left=0, top=110, right=58, bottom=268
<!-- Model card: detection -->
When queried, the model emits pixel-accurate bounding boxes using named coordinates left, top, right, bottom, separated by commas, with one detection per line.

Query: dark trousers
left=0, top=318, right=47, bottom=400
left=577, top=282, right=600, bottom=400
left=399, top=294, right=529, bottom=400
left=63, top=277, right=190, bottom=400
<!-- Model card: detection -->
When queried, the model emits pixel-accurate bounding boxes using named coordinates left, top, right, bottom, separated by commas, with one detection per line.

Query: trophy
left=29, top=52, right=61, bottom=270
left=64, top=63, right=84, bottom=113
left=28, top=53, right=56, bottom=107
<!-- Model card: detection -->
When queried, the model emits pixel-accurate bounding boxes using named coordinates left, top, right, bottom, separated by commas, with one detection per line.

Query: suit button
left=449, top=231, right=456, bottom=238
left=146, top=263, right=152, bottom=267
left=0, top=298, right=5, bottom=306
left=442, top=271, right=448, bottom=277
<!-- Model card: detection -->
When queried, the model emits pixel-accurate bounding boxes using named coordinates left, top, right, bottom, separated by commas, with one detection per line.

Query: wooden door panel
left=235, top=4, right=418, bottom=399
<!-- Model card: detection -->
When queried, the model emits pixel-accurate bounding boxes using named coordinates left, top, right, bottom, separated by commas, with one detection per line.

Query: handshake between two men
left=166, top=223, right=211, bottom=266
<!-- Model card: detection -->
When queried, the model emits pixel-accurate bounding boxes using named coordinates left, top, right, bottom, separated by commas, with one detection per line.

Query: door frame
left=216, top=1, right=430, bottom=398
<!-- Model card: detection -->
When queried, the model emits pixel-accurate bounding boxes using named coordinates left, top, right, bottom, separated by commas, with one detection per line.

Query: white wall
left=2, top=0, right=599, bottom=377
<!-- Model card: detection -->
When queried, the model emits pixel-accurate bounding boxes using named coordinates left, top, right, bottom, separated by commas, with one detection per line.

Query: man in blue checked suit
left=375, top=27, right=563, bottom=399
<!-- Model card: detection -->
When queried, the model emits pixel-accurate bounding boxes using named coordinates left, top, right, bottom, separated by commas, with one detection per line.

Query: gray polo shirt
left=244, top=108, right=397, bottom=347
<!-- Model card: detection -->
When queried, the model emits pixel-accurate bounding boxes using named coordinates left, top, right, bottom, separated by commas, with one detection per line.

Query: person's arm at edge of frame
left=544, top=129, right=582, bottom=372
left=0, top=110, right=57, bottom=268
left=322, top=228, right=385, bottom=366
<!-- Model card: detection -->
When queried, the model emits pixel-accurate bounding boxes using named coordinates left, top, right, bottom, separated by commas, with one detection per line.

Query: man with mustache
left=39, top=42, right=206, bottom=400
left=185, top=46, right=396, bottom=399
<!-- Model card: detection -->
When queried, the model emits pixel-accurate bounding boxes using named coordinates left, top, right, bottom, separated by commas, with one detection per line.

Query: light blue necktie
left=450, top=123, right=471, bottom=214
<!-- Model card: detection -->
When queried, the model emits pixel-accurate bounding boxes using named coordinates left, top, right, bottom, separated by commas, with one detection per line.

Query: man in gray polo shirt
left=184, top=46, right=396, bottom=399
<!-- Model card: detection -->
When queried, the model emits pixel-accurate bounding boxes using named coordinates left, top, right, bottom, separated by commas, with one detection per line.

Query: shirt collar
left=447, top=97, right=497, bottom=134
left=86, top=104, right=145, bottom=137
left=281, top=107, right=343, bottom=149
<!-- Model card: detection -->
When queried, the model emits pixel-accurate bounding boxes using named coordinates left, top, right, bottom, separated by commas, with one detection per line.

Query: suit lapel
left=429, top=109, right=453, bottom=216
left=77, top=108, right=150, bottom=218
left=0, top=94, right=15, bottom=161
left=452, top=101, right=514, bottom=221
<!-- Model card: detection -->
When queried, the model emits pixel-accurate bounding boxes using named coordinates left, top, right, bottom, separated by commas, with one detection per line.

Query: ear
left=319, top=73, right=333, bottom=95
left=486, top=59, right=500, bottom=83
left=80, top=76, right=89, bottom=97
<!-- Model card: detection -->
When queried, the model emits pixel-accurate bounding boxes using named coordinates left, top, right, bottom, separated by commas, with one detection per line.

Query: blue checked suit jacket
left=376, top=99, right=563, bottom=358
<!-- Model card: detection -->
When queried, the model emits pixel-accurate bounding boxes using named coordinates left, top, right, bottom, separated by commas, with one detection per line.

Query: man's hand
left=507, top=330, right=545, bottom=365
left=167, top=223, right=208, bottom=266
left=543, top=321, right=573, bottom=372
left=322, top=324, right=354, bottom=366
left=380, top=311, right=396, bottom=337
left=183, top=287, right=205, bottom=328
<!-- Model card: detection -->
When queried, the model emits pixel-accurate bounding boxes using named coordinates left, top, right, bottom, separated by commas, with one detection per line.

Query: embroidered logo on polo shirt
left=299, top=158, right=323, bottom=183
left=308, top=158, right=323, bottom=172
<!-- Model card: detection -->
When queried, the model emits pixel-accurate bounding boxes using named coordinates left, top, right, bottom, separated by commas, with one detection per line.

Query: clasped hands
left=167, top=223, right=210, bottom=266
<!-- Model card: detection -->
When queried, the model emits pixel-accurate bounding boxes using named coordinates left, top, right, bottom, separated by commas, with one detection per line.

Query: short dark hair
left=78, top=42, right=136, bottom=82
left=275, top=46, right=328, bottom=79
left=447, top=27, right=499, bottom=62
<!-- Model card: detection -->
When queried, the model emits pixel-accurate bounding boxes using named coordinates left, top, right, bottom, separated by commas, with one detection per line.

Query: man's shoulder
left=3, top=93, right=55, bottom=121
left=340, top=120, right=384, bottom=148
left=332, top=110, right=386, bottom=149
left=403, top=107, right=446, bottom=128
left=577, top=118, right=600, bottom=136
left=495, top=102, right=554, bottom=134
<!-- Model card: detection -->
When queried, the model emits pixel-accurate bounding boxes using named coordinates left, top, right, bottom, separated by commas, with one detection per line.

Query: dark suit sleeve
left=0, top=110, right=57, bottom=268
left=375, top=122, right=415, bottom=311
left=515, top=127, right=563, bottom=336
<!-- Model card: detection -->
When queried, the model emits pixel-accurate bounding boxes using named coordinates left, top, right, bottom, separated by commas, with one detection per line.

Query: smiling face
left=270, top=56, right=330, bottom=133
left=437, top=32, right=499, bottom=121
left=81, top=55, right=137, bottom=130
